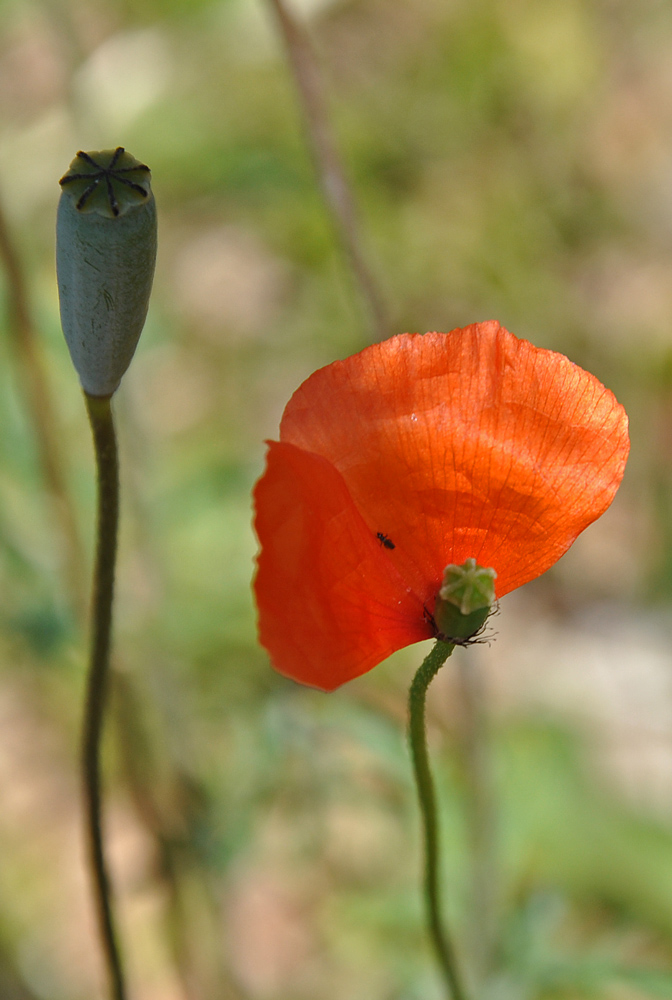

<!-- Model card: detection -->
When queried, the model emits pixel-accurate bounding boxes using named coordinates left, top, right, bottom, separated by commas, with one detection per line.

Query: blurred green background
left=0, top=0, right=670, bottom=997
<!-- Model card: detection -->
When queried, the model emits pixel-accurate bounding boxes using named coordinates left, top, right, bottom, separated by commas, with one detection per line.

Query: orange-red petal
left=280, top=323, right=629, bottom=603
left=253, top=441, right=431, bottom=690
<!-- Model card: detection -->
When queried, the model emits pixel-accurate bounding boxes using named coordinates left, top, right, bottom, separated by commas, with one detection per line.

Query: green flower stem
left=409, top=640, right=469, bottom=1000
left=82, top=392, right=127, bottom=1000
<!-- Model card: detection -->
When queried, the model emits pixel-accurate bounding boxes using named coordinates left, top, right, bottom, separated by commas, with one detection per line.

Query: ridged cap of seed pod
left=56, top=147, right=157, bottom=397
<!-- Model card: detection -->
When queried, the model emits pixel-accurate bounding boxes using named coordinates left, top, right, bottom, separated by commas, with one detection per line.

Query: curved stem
left=82, top=392, right=128, bottom=1000
left=458, top=655, right=497, bottom=983
left=409, top=640, right=469, bottom=1000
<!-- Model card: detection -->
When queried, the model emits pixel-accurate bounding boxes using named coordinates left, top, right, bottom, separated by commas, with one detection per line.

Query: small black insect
left=376, top=532, right=395, bottom=550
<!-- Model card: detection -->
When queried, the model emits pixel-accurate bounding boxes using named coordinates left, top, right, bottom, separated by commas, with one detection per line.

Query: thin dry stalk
left=0, top=194, right=87, bottom=618
left=267, top=0, right=390, bottom=342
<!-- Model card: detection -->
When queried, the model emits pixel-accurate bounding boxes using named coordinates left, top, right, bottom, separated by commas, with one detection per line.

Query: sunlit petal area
left=254, top=325, right=629, bottom=688
left=0, top=0, right=669, bottom=997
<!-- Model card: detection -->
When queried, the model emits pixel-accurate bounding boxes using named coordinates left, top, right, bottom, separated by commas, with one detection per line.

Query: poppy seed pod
left=56, top=147, right=157, bottom=397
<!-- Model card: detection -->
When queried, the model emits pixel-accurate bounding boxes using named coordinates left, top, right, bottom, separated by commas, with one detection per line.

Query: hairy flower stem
left=409, top=640, right=469, bottom=1000
left=83, top=392, right=127, bottom=1000
left=458, top=655, right=497, bottom=983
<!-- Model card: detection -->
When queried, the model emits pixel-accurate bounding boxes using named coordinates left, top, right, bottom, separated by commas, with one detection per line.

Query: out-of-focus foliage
left=0, top=0, right=671, bottom=997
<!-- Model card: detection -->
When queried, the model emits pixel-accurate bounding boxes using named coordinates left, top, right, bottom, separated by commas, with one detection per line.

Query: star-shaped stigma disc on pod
left=59, top=147, right=151, bottom=218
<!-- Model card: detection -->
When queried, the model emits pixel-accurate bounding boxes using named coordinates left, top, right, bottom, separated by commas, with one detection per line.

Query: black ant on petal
left=376, top=532, right=395, bottom=550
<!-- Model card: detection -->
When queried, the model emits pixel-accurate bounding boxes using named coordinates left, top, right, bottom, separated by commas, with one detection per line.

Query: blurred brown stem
left=0, top=193, right=87, bottom=618
left=113, top=671, right=245, bottom=1000
left=267, top=0, right=390, bottom=342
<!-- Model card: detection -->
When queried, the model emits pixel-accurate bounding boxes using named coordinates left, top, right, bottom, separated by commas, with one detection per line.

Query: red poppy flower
left=253, top=322, right=629, bottom=691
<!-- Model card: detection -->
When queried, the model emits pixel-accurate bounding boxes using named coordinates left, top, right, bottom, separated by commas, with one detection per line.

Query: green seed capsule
left=433, top=558, right=497, bottom=642
left=56, top=147, right=157, bottom=397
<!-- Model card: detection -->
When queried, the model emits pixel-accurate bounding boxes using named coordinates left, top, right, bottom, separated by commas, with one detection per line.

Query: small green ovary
left=59, top=147, right=151, bottom=218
